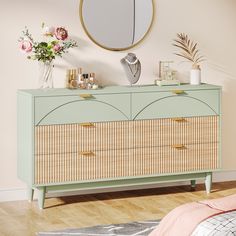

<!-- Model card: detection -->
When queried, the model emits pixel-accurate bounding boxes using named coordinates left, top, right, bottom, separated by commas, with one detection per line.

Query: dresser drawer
left=35, top=121, right=130, bottom=155
left=35, top=116, right=219, bottom=155
left=34, top=93, right=131, bottom=125
left=130, top=143, right=219, bottom=177
left=131, top=116, right=219, bottom=148
left=35, top=149, right=129, bottom=184
left=132, top=89, right=220, bottom=120
left=35, top=142, right=219, bottom=184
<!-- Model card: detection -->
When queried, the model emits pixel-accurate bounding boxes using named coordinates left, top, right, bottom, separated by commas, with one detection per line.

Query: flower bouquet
left=18, top=23, right=78, bottom=88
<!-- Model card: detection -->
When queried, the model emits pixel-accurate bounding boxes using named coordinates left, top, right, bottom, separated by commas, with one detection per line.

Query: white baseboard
left=213, top=171, right=236, bottom=182
left=0, top=171, right=235, bottom=202
left=0, top=188, right=28, bottom=202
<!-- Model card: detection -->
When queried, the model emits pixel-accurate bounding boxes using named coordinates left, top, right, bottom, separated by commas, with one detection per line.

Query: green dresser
left=17, top=84, right=221, bottom=209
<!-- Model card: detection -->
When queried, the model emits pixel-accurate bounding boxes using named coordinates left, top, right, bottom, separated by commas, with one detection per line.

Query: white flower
left=42, top=26, right=55, bottom=36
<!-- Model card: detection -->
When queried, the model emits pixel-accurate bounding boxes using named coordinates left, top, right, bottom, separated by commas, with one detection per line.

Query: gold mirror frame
left=79, top=0, right=155, bottom=51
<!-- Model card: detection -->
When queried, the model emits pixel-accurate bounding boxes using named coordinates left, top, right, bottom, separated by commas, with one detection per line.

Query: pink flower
left=19, top=40, right=32, bottom=53
left=54, top=27, right=68, bottom=40
left=53, top=44, right=61, bottom=52
left=42, top=26, right=55, bottom=36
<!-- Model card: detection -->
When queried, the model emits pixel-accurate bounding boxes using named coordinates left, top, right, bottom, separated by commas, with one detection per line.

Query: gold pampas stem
left=173, top=33, right=205, bottom=67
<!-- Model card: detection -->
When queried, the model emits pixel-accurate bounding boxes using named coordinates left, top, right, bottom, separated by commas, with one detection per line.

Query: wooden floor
left=0, top=181, right=236, bottom=236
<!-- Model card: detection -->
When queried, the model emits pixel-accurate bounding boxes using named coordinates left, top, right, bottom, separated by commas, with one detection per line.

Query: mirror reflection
left=80, top=0, right=154, bottom=51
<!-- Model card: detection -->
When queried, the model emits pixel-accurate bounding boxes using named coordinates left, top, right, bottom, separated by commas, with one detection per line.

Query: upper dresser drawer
left=35, top=93, right=131, bottom=125
left=132, top=89, right=220, bottom=120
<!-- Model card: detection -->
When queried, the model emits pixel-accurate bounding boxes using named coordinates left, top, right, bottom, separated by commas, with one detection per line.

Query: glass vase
left=38, top=61, right=54, bottom=89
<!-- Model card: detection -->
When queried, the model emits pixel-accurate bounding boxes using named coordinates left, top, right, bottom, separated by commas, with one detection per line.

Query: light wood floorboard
left=0, top=181, right=236, bottom=236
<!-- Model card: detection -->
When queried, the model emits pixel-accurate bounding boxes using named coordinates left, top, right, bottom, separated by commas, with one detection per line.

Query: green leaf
left=38, top=42, right=48, bottom=47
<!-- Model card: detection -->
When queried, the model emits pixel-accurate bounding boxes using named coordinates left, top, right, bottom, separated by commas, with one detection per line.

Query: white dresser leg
left=27, top=187, right=34, bottom=202
left=38, top=187, right=46, bottom=209
left=205, top=172, right=212, bottom=194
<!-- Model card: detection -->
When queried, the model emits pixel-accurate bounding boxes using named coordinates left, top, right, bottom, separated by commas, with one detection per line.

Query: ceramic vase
left=190, top=65, right=201, bottom=85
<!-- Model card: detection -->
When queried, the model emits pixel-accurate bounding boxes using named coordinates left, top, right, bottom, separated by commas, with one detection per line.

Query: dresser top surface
left=18, top=83, right=221, bottom=97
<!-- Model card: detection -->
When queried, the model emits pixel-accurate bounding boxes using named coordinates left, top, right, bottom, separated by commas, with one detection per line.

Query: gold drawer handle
left=80, top=123, right=95, bottom=127
left=172, top=117, right=186, bottom=122
left=172, top=90, right=184, bottom=95
left=172, top=144, right=186, bottom=149
left=79, top=94, right=93, bottom=99
left=80, top=151, right=94, bottom=156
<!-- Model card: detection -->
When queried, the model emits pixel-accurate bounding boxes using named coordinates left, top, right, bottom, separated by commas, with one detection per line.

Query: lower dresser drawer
left=34, top=149, right=129, bottom=185
left=34, top=143, right=219, bottom=185
left=130, top=143, right=219, bottom=176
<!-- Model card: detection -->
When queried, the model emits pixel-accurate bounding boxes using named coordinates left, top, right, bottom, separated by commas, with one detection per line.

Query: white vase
left=190, top=67, right=201, bottom=85
left=38, top=61, right=54, bottom=89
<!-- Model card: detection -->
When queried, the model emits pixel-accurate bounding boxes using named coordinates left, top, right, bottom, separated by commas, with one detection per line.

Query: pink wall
left=0, top=0, right=235, bottom=192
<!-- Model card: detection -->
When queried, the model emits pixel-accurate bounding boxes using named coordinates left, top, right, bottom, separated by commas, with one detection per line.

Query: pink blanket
left=149, top=194, right=236, bottom=236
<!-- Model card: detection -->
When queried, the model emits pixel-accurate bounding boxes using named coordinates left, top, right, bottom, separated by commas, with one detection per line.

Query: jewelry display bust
left=121, top=53, right=141, bottom=85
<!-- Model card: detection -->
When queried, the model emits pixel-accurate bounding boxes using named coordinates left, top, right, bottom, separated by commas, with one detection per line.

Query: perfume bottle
left=66, top=69, right=78, bottom=89
left=78, top=68, right=83, bottom=84
left=78, top=74, right=87, bottom=89
left=66, top=69, right=71, bottom=88
left=89, top=73, right=99, bottom=89
left=89, top=73, right=95, bottom=85
left=82, top=74, right=89, bottom=89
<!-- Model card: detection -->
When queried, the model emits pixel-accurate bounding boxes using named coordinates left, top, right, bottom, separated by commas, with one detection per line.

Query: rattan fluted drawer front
left=34, top=116, right=219, bottom=184
left=35, top=116, right=219, bottom=155
left=35, top=149, right=129, bottom=184
left=35, top=142, right=219, bottom=184
left=130, top=143, right=219, bottom=177
left=131, top=116, right=219, bottom=148
left=35, top=121, right=129, bottom=155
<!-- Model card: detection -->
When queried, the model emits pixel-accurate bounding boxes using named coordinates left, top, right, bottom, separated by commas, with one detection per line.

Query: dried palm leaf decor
left=173, top=33, right=205, bottom=69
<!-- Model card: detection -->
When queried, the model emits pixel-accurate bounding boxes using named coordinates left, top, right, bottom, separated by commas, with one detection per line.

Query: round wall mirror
left=80, top=0, right=154, bottom=51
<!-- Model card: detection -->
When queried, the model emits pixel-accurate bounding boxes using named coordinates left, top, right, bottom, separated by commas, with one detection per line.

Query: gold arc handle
left=80, top=123, right=95, bottom=127
left=172, top=144, right=186, bottom=149
left=80, top=151, right=94, bottom=156
left=172, top=118, right=186, bottom=122
left=79, top=94, right=93, bottom=99
left=172, top=90, right=184, bottom=95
